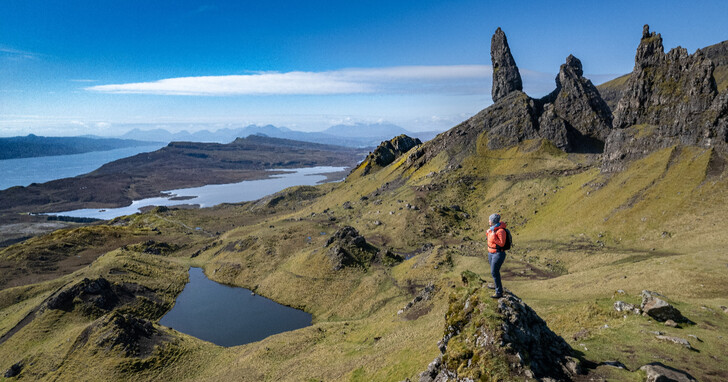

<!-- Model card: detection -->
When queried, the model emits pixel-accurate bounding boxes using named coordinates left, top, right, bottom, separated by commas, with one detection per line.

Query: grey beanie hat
left=489, top=213, right=501, bottom=224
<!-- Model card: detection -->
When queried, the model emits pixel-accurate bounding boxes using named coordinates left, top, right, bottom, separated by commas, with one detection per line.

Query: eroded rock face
left=419, top=282, right=580, bottom=381
left=360, top=135, right=421, bottom=175
left=614, top=25, right=718, bottom=131
left=604, top=25, right=728, bottom=171
left=539, top=55, right=614, bottom=151
left=325, top=226, right=383, bottom=270
left=491, top=27, right=523, bottom=103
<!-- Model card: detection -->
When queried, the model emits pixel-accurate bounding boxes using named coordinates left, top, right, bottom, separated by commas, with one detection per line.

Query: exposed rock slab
left=640, top=362, right=697, bottom=382
left=360, top=135, right=421, bottom=175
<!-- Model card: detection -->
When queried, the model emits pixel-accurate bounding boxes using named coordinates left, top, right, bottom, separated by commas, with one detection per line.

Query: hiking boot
left=490, top=293, right=502, bottom=299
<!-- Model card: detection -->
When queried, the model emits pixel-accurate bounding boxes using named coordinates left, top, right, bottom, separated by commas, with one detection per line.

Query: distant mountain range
left=118, top=123, right=441, bottom=147
left=0, top=134, right=159, bottom=160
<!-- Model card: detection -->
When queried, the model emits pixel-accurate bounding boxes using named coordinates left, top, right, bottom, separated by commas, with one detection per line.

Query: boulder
left=655, top=335, right=692, bottom=349
left=491, top=27, right=523, bottom=103
left=639, top=362, right=697, bottom=382
left=614, top=300, right=642, bottom=315
left=641, top=290, right=689, bottom=323
left=4, top=362, right=22, bottom=378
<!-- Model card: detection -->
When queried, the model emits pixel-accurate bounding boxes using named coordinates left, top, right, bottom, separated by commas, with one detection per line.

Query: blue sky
left=1, top=0, right=727, bottom=136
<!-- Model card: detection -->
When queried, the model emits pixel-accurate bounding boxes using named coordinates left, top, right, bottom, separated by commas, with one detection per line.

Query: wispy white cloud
left=85, top=65, right=564, bottom=97
left=86, top=66, right=497, bottom=96
left=70, top=79, right=97, bottom=83
left=0, top=45, right=39, bottom=60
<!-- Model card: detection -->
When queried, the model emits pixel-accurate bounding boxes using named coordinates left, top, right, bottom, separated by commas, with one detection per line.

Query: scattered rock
left=664, top=319, right=679, bottom=328
left=640, top=290, right=689, bottom=323
left=614, top=300, right=642, bottom=315
left=687, top=334, right=702, bottom=342
left=655, top=335, right=692, bottom=349
left=602, top=360, right=628, bottom=370
left=398, top=283, right=436, bottom=318
left=341, top=201, right=352, bottom=209
left=572, top=328, right=590, bottom=341
left=720, top=305, right=728, bottom=314
left=639, top=362, right=697, bottom=382
left=4, top=362, right=22, bottom=378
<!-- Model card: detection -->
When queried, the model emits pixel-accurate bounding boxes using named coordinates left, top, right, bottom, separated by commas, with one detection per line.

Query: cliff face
left=603, top=25, right=728, bottom=171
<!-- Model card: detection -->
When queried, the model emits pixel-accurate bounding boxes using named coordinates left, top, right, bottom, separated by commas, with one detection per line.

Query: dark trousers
left=488, top=251, right=506, bottom=295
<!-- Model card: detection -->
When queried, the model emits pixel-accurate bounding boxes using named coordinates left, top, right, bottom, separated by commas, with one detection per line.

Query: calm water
left=49, top=166, right=344, bottom=219
left=0, top=144, right=166, bottom=191
left=160, top=267, right=312, bottom=347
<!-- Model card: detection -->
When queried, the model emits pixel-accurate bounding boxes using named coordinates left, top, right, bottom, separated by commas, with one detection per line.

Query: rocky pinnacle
left=491, top=27, right=523, bottom=103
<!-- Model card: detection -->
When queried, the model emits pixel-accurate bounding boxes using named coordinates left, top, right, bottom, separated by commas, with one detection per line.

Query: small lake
left=48, top=166, right=345, bottom=220
left=0, top=144, right=166, bottom=191
left=160, top=267, right=312, bottom=347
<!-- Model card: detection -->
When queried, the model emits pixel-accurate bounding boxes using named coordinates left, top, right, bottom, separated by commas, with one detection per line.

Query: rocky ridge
left=419, top=274, right=580, bottom=381
left=603, top=25, right=728, bottom=171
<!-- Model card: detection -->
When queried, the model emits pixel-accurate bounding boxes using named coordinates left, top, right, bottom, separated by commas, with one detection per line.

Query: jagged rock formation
left=419, top=277, right=580, bottom=381
left=360, top=135, right=421, bottom=175
left=539, top=55, right=614, bottom=151
left=491, top=27, right=523, bottom=103
left=405, top=28, right=613, bottom=169
left=324, top=226, right=401, bottom=270
left=604, top=25, right=728, bottom=171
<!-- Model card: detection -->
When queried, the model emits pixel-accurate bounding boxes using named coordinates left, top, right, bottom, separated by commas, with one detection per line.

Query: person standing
left=486, top=213, right=507, bottom=298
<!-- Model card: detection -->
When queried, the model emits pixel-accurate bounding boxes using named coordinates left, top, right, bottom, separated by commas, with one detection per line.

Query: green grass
left=1, top=132, right=728, bottom=381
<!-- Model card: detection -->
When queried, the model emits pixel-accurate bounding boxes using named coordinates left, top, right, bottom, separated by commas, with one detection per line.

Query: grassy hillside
left=1, top=121, right=727, bottom=380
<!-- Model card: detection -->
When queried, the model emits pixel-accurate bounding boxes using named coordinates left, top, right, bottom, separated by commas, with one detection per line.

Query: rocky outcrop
left=360, top=135, right=421, bottom=175
left=640, top=362, right=697, bottom=382
left=419, top=277, right=580, bottom=381
left=539, top=55, right=614, bottom=151
left=324, top=226, right=400, bottom=270
left=604, top=25, right=728, bottom=171
left=94, top=313, right=164, bottom=357
left=491, top=27, right=523, bottom=103
left=4, top=362, right=22, bottom=378
left=640, top=290, right=690, bottom=323
left=45, top=278, right=122, bottom=312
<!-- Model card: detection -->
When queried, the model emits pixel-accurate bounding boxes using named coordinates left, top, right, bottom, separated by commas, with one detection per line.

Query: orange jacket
left=487, top=222, right=507, bottom=253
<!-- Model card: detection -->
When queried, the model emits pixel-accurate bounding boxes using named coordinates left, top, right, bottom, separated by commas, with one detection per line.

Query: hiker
left=487, top=213, right=507, bottom=298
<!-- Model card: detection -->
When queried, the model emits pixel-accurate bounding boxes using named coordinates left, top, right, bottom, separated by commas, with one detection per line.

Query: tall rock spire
left=490, top=27, right=523, bottom=103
